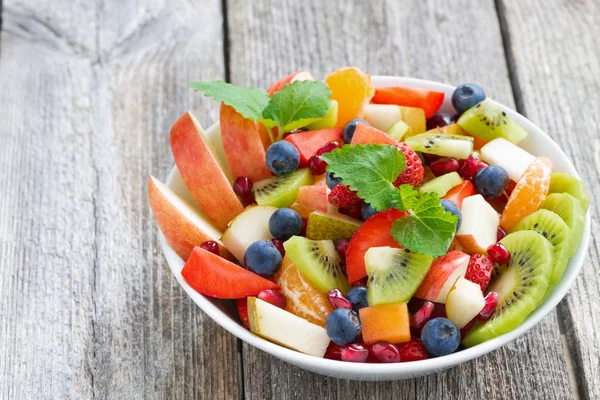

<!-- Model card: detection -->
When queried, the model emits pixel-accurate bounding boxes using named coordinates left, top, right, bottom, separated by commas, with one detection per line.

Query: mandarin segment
left=324, top=67, right=375, bottom=127
left=500, top=156, right=552, bottom=229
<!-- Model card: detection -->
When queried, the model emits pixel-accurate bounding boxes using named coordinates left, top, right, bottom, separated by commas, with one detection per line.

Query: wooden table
left=0, top=0, right=598, bottom=398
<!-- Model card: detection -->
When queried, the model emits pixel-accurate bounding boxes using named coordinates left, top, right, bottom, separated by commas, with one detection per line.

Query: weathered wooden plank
left=227, top=0, right=574, bottom=398
left=0, top=1, right=241, bottom=399
left=500, top=1, right=600, bottom=398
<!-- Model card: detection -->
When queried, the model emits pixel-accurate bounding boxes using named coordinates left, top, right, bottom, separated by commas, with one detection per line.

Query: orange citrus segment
left=324, top=67, right=374, bottom=128
left=274, top=256, right=333, bottom=327
left=500, top=156, right=552, bottom=229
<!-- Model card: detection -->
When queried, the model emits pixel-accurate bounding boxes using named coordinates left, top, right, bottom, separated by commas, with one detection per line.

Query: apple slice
left=445, top=276, right=485, bottom=328
left=413, top=250, right=470, bottom=303
left=363, top=104, right=402, bottom=132
left=221, top=205, right=277, bottom=264
left=248, top=297, right=330, bottom=357
left=220, top=104, right=272, bottom=182
left=456, top=195, right=499, bottom=254
left=170, top=111, right=244, bottom=231
left=267, top=71, right=315, bottom=96
left=480, top=138, right=536, bottom=182
left=148, top=175, right=230, bottom=260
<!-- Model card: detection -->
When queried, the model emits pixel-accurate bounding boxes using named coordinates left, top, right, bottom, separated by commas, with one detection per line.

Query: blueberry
left=326, top=171, right=343, bottom=189
left=269, top=208, right=302, bottom=240
left=244, top=240, right=283, bottom=277
left=326, top=308, right=362, bottom=345
left=420, top=317, right=460, bottom=357
left=342, top=118, right=369, bottom=144
left=266, top=141, right=300, bottom=176
left=451, top=84, right=486, bottom=114
left=440, top=199, right=462, bottom=231
left=361, top=203, right=378, bottom=221
left=474, top=165, right=509, bottom=199
left=346, top=287, right=368, bottom=312
left=426, top=113, right=457, bottom=130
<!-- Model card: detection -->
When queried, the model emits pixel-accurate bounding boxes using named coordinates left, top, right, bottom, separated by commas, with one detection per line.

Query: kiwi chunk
left=365, top=246, right=433, bottom=306
left=405, top=133, right=474, bottom=159
left=418, top=172, right=463, bottom=197
left=510, top=209, right=571, bottom=285
left=254, top=168, right=312, bottom=208
left=457, top=99, right=528, bottom=144
left=541, top=193, right=585, bottom=258
left=283, top=236, right=351, bottom=294
left=548, top=173, right=589, bottom=211
left=306, top=211, right=361, bottom=242
left=462, top=231, right=554, bottom=347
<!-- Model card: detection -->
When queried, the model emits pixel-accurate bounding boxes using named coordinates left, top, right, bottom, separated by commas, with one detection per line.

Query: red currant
left=308, top=155, right=328, bottom=175
left=487, top=243, right=511, bottom=264
left=200, top=241, right=219, bottom=255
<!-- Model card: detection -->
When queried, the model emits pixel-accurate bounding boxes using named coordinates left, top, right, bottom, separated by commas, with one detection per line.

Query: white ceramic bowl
left=160, top=76, right=590, bottom=380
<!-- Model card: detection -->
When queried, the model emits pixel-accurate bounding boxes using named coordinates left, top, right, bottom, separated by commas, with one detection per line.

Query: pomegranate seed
left=308, top=155, right=328, bottom=175
left=328, top=289, right=352, bottom=310
left=458, top=156, right=480, bottom=179
left=430, top=158, right=460, bottom=177
left=335, top=238, right=349, bottom=262
left=300, top=218, right=308, bottom=236
left=200, top=241, right=219, bottom=255
left=505, top=180, right=517, bottom=196
left=422, top=153, right=442, bottom=165
left=316, top=141, right=342, bottom=156
left=233, top=177, right=255, bottom=205
left=477, top=292, right=499, bottom=322
left=410, top=301, right=435, bottom=329
left=497, top=226, right=508, bottom=241
left=352, top=277, right=369, bottom=287
left=487, top=243, right=511, bottom=264
left=324, top=342, right=343, bottom=360
left=460, top=320, right=474, bottom=338
left=370, top=342, right=401, bottom=363
left=340, top=343, right=369, bottom=363
left=257, top=289, right=287, bottom=309
left=271, top=239, right=285, bottom=257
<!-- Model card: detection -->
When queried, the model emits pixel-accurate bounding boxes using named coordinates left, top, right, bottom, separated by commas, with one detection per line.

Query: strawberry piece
left=328, top=185, right=361, bottom=208
left=346, top=209, right=407, bottom=283
left=372, top=87, right=444, bottom=119
left=477, top=292, right=500, bottom=322
left=393, top=143, right=424, bottom=188
left=236, top=298, right=250, bottom=329
left=442, top=180, right=476, bottom=209
left=284, top=128, right=343, bottom=166
left=338, top=201, right=364, bottom=220
left=464, top=253, right=494, bottom=292
left=397, top=339, right=429, bottom=362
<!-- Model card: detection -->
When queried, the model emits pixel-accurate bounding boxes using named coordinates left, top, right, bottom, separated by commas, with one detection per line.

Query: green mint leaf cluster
left=188, top=81, right=270, bottom=121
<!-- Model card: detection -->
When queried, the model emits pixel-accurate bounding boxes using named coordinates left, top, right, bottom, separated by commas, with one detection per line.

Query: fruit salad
left=149, top=68, right=589, bottom=363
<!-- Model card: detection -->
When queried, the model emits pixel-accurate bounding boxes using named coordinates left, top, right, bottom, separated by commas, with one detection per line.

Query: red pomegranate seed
left=496, top=226, right=508, bottom=241
left=199, top=241, right=220, bottom=255
left=430, top=158, right=460, bottom=177
left=300, top=218, right=308, bottom=236
left=328, top=289, right=352, bottom=310
left=341, top=343, right=369, bottom=363
left=316, top=141, right=342, bottom=156
left=271, top=239, right=285, bottom=257
left=460, top=320, right=474, bottom=338
left=410, top=301, right=435, bottom=329
left=352, top=277, right=369, bottom=288
left=257, top=289, right=287, bottom=309
left=324, top=342, right=343, bottom=360
left=233, top=176, right=255, bottom=205
left=308, top=155, right=328, bottom=175
left=487, top=243, right=511, bottom=264
left=458, top=156, right=480, bottom=179
left=477, top=292, right=499, bottom=322
left=422, top=153, right=442, bottom=165
left=505, top=180, right=517, bottom=196
left=335, top=238, right=349, bottom=262
left=370, top=342, right=401, bottom=363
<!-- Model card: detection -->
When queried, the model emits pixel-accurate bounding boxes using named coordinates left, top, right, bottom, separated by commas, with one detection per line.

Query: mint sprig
left=188, top=81, right=270, bottom=121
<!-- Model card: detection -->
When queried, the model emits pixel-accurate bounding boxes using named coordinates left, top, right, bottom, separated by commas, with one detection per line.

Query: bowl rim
left=160, top=75, right=590, bottom=379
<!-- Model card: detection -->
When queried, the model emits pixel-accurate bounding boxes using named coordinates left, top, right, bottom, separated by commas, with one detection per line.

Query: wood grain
left=0, top=0, right=241, bottom=399
left=227, top=0, right=574, bottom=398
left=499, top=0, right=600, bottom=398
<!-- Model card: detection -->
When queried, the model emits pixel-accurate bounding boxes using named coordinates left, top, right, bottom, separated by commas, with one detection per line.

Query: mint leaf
left=321, top=144, right=406, bottom=211
left=391, top=192, right=458, bottom=257
left=262, top=80, right=331, bottom=133
left=397, top=184, right=420, bottom=210
left=188, top=81, right=270, bottom=121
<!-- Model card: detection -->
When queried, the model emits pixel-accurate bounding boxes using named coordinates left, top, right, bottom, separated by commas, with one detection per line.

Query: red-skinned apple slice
left=182, top=247, right=279, bottom=299
left=350, top=123, right=399, bottom=146
left=170, top=111, right=244, bottom=231
left=267, top=71, right=315, bottom=96
left=413, top=250, right=470, bottom=303
left=445, top=276, right=485, bottom=328
left=220, top=104, right=272, bottom=182
left=148, top=175, right=231, bottom=260
left=456, top=194, right=499, bottom=254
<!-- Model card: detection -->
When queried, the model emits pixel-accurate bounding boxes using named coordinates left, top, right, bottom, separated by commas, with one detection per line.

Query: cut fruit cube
left=359, top=303, right=411, bottom=344
left=248, top=297, right=330, bottom=357
left=363, top=103, right=402, bottom=131
left=442, top=180, right=477, bottom=209
left=457, top=99, right=528, bottom=144
left=267, top=71, right=315, bottom=96
left=372, top=87, right=444, bottom=119
left=306, top=100, right=339, bottom=130
left=386, top=120, right=412, bottom=141
left=480, top=138, right=536, bottom=182
left=445, top=276, right=485, bottom=328
left=414, top=250, right=470, bottom=303
left=419, top=172, right=463, bottom=198
left=306, top=211, right=361, bottom=242
left=350, top=123, right=399, bottom=146
left=324, top=67, right=375, bottom=127
left=405, top=133, right=474, bottom=159
left=456, top=195, right=499, bottom=254
left=293, top=185, right=329, bottom=214
left=182, top=247, right=278, bottom=299
left=284, top=128, right=343, bottom=166
left=400, top=106, right=427, bottom=135
left=548, top=173, right=589, bottom=212
left=254, top=168, right=313, bottom=208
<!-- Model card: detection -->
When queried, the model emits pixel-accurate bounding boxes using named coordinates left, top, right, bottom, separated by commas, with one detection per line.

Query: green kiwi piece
left=283, top=236, right=351, bottom=294
left=405, top=132, right=474, bottom=159
left=254, top=168, right=312, bottom=208
left=510, top=209, right=571, bottom=285
left=548, top=173, right=589, bottom=211
left=418, top=172, right=463, bottom=198
left=462, top=231, right=554, bottom=348
left=364, top=246, right=433, bottom=306
left=457, top=99, right=528, bottom=144
left=541, top=193, right=585, bottom=258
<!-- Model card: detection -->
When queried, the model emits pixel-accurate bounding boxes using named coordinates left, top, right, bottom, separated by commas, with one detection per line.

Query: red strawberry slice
left=442, top=180, right=476, bottom=209
left=346, top=209, right=407, bottom=283
left=397, top=339, right=429, bottom=362
left=236, top=298, right=250, bottom=329
left=284, top=128, right=343, bottom=166
left=328, top=185, right=361, bottom=208
left=394, top=143, right=424, bottom=188
left=464, top=253, right=494, bottom=292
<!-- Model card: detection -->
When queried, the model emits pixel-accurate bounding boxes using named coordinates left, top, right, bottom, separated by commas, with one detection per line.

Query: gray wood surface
left=0, top=0, right=596, bottom=399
